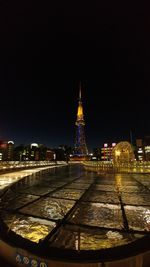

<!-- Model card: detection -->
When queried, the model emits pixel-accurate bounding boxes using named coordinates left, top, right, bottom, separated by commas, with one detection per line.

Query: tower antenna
left=79, top=81, right=82, bottom=100
left=130, top=129, right=133, bottom=145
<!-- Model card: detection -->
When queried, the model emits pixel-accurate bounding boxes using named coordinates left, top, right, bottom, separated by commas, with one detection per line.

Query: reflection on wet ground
left=71, top=202, right=123, bottom=229
left=0, top=165, right=150, bottom=251
left=3, top=213, right=56, bottom=243
left=1, top=194, right=39, bottom=210
left=50, top=188, right=85, bottom=200
left=83, top=190, right=119, bottom=203
left=49, top=224, right=143, bottom=250
left=20, top=197, right=75, bottom=220
left=125, top=205, right=150, bottom=231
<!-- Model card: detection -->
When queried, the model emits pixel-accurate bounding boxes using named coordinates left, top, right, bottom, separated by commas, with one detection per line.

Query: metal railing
left=0, top=161, right=67, bottom=172
left=83, top=161, right=150, bottom=173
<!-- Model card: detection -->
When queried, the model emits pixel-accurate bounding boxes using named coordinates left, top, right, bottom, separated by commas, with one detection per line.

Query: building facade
left=135, top=136, right=150, bottom=161
left=101, top=143, right=116, bottom=161
left=0, top=140, right=14, bottom=161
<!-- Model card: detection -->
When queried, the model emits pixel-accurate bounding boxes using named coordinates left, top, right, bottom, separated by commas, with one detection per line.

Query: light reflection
left=20, top=198, right=75, bottom=220
left=1, top=165, right=150, bottom=251
left=4, top=215, right=56, bottom=243
left=0, top=167, right=53, bottom=191
left=115, top=174, right=122, bottom=189
left=50, top=226, right=143, bottom=250
left=125, top=205, right=150, bottom=231
left=71, top=202, right=123, bottom=229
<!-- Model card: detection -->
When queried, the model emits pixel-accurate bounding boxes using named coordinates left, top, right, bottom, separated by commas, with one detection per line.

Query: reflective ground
left=0, top=164, right=150, bottom=253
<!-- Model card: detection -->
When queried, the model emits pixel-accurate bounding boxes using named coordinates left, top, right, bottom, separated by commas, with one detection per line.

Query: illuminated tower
left=74, top=84, right=88, bottom=155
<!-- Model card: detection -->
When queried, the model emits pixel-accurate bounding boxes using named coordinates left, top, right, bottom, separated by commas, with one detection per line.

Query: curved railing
left=83, top=161, right=150, bottom=173
left=0, top=160, right=67, bottom=172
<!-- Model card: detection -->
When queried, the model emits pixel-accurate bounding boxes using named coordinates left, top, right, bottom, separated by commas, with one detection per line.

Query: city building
left=143, top=136, right=150, bottom=161
left=14, top=143, right=55, bottom=161
left=0, top=140, right=14, bottom=160
left=135, top=136, right=150, bottom=161
left=135, top=138, right=144, bottom=161
left=101, top=142, right=116, bottom=161
left=7, top=141, right=14, bottom=160
left=91, top=148, right=101, bottom=160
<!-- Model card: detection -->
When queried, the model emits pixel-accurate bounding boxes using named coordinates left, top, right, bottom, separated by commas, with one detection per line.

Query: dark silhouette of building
left=14, top=143, right=55, bottom=161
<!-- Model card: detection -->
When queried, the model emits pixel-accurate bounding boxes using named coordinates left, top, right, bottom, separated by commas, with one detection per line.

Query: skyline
left=0, top=82, right=149, bottom=150
left=0, top=2, right=149, bottom=149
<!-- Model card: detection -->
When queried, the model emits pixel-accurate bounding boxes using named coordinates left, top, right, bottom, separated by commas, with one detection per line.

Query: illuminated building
left=101, top=143, right=116, bottom=161
left=144, top=136, right=150, bottom=161
left=7, top=141, right=14, bottom=160
left=74, top=84, right=88, bottom=157
left=135, top=139, right=144, bottom=161
left=0, top=141, right=7, bottom=160
left=135, top=137, right=150, bottom=161
left=0, top=140, right=14, bottom=160
left=14, top=143, right=55, bottom=161
left=113, top=141, right=135, bottom=164
left=144, top=146, right=150, bottom=161
left=30, top=143, right=39, bottom=160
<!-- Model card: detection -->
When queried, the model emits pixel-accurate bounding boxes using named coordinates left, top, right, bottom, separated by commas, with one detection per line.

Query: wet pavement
left=0, top=164, right=150, bottom=254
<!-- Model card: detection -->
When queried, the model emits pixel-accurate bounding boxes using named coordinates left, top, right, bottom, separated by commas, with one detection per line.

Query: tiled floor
left=0, top=165, right=150, bottom=262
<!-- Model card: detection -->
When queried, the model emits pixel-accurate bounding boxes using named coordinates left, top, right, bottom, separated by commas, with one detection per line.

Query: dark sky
left=0, top=2, right=149, bottom=150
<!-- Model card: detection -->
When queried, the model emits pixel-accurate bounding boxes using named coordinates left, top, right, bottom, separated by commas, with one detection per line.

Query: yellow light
left=115, top=150, right=121, bottom=156
left=77, top=104, right=83, bottom=118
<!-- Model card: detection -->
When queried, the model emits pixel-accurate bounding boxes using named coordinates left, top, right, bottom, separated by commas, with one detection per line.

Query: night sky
left=0, top=2, right=149, bottom=151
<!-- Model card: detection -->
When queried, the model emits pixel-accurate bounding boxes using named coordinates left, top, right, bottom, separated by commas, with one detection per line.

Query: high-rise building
left=7, top=141, right=14, bottom=160
left=74, top=84, right=88, bottom=156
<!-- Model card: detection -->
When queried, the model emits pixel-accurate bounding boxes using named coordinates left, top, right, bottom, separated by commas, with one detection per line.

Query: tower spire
left=79, top=81, right=81, bottom=100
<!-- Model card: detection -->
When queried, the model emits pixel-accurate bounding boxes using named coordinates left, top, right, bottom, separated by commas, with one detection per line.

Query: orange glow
left=77, top=103, right=83, bottom=119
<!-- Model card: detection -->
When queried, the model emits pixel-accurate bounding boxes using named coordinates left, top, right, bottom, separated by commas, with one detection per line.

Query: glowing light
left=145, top=146, right=150, bottom=153
left=77, top=103, right=83, bottom=119
left=8, top=140, right=14, bottom=144
left=112, top=143, right=116, bottom=147
left=31, top=143, right=39, bottom=148
left=115, top=150, right=121, bottom=156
